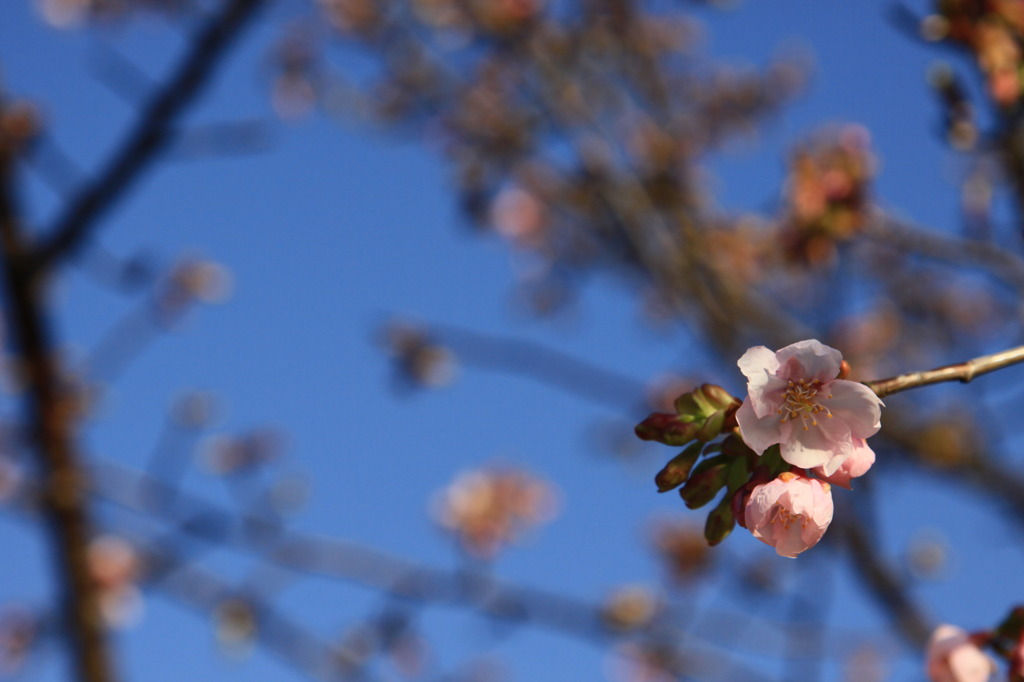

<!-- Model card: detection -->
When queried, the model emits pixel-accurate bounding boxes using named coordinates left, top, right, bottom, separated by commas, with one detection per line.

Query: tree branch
left=0, top=164, right=115, bottom=681
left=32, top=0, right=267, bottom=272
left=863, top=344, right=1024, bottom=398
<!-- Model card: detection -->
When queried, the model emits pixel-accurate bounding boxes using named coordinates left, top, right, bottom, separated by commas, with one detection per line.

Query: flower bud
left=654, top=441, right=702, bottom=492
left=704, top=497, right=735, bottom=546
left=698, top=384, right=740, bottom=411
left=679, top=455, right=729, bottom=509
left=635, top=413, right=697, bottom=446
left=695, top=409, right=726, bottom=442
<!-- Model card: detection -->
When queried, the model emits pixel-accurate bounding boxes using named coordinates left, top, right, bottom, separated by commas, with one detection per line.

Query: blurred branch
left=149, top=553, right=366, bottom=681
left=0, top=163, right=115, bottom=680
left=430, top=323, right=647, bottom=411
left=864, top=344, right=1024, bottom=398
left=92, top=458, right=882, bottom=671
left=863, top=215, right=1024, bottom=294
left=33, top=0, right=267, bottom=272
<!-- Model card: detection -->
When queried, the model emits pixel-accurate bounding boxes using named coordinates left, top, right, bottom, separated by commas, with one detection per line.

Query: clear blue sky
left=0, top=1, right=1019, bottom=681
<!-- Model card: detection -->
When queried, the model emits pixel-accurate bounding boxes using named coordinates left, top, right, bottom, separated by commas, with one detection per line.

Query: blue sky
left=1, top=1, right=1019, bottom=681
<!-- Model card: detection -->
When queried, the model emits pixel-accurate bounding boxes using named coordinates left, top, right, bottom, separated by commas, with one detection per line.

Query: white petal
left=780, top=418, right=851, bottom=470
left=826, top=380, right=884, bottom=437
left=775, top=339, right=842, bottom=383
left=736, top=399, right=784, bottom=456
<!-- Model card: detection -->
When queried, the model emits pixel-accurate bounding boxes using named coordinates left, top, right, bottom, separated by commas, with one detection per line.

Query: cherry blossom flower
left=433, top=467, right=558, bottom=558
left=744, top=472, right=833, bottom=558
left=926, top=624, right=996, bottom=682
left=735, top=339, right=883, bottom=475
left=813, top=437, right=875, bottom=489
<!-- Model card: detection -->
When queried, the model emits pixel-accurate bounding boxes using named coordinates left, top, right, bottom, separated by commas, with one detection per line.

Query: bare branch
left=32, top=0, right=267, bottom=272
left=0, top=162, right=115, bottom=681
left=863, top=344, right=1024, bottom=398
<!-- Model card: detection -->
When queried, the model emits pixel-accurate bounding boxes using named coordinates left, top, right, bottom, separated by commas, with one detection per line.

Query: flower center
left=769, top=505, right=808, bottom=530
left=777, top=379, right=833, bottom=430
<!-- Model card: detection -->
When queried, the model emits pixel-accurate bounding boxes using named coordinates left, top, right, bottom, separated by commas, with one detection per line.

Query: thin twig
left=32, top=0, right=267, bottom=272
left=863, top=344, right=1024, bottom=398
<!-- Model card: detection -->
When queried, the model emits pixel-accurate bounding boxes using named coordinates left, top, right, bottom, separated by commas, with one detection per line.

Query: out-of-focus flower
left=812, top=437, right=874, bottom=489
left=37, top=0, right=93, bottom=28
left=735, top=339, right=883, bottom=475
left=907, top=529, right=950, bottom=580
left=164, top=258, right=232, bottom=307
left=384, top=323, right=457, bottom=389
left=926, top=624, right=995, bottom=682
left=744, top=472, right=833, bottom=558
left=36, top=0, right=182, bottom=27
left=0, top=100, right=41, bottom=159
left=783, top=125, right=874, bottom=265
left=87, top=535, right=144, bottom=627
left=433, top=467, right=557, bottom=558
left=316, top=0, right=382, bottom=34
left=651, top=520, right=712, bottom=582
left=0, top=457, right=23, bottom=503
left=490, top=185, right=547, bottom=248
left=0, top=608, right=37, bottom=674
left=474, top=0, right=545, bottom=35
left=202, top=429, right=284, bottom=475
left=215, top=599, right=257, bottom=655
left=601, top=585, right=659, bottom=631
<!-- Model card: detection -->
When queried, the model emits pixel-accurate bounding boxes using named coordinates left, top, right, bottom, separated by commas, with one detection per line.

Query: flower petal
left=737, top=345, right=780, bottom=385
left=737, top=346, right=786, bottom=417
left=780, top=416, right=852, bottom=470
left=814, top=438, right=875, bottom=489
left=736, top=399, right=785, bottom=456
left=775, top=339, right=842, bottom=383
left=826, top=380, right=883, bottom=437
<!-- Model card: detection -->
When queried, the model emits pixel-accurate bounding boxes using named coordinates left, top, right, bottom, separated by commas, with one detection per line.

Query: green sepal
left=695, top=409, right=726, bottom=442
left=679, top=454, right=730, bottom=509
left=725, top=456, right=750, bottom=493
left=721, top=433, right=756, bottom=460
left=673, top=392, right=704, bottom=420
left=699, top=384, right=739, bottom=411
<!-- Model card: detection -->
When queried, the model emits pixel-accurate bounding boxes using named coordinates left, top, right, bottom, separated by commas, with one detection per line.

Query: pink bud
left=812, top=438, right=875, bottom=489
left=925, top=625, right=995, bottom=682
left=744, top=473, right=833, bottom=558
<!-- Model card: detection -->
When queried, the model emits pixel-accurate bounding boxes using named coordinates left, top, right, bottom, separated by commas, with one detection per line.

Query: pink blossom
left=926, top=625, right=995, bottom=682
left=812, top=438, right=875, bottom=489
left=744, top=472, right=833, bottom=558
left=735, top=339, right=883, bottom=475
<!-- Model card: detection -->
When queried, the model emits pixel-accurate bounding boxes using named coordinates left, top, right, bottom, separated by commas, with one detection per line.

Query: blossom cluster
left=927, top=1, right=1024, bottom=108
left=636, top=339, right=883, bottom=557
left=783, top=126, right=874, bottom=266
left=735, top=339, right=882, bottom=556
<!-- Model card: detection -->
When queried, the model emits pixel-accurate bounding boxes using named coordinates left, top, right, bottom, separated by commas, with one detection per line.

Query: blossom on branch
left=926, top=624, right=995, bottom=682
left=743, top=472, right=833, bottom=558
left=735, top=339, right=883, bottom=475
